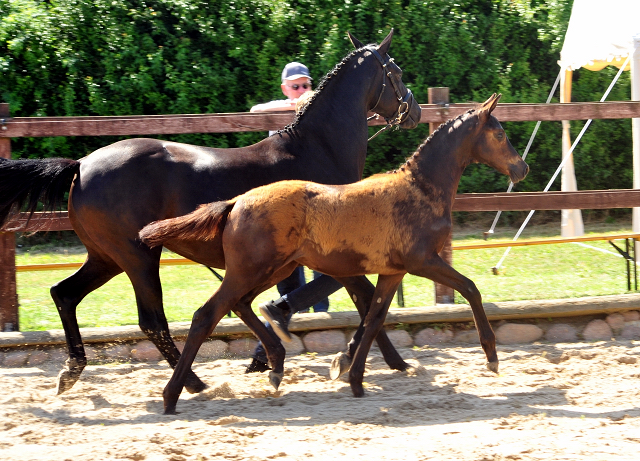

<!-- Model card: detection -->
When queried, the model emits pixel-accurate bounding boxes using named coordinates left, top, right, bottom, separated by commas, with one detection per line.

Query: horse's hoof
left=486, top=360, right=499, bottom=374
left=350, top=383, right=365, bottom=398
left=184, top=374, right=208, bottom=394
left=329, top=352, right=352, bottom=380
left=55, top=366, right=82, bottom=395
left=163, top=405, right=178, bottom=415
left=268, top=371, right=284, bottom=390
left=391, top=360, right=410, bottom=372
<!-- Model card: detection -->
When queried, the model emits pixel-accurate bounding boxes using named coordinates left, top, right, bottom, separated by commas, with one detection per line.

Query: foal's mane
left=389, top=107, right=478, bottom=174
left=275, top=45, right=378, bottom=137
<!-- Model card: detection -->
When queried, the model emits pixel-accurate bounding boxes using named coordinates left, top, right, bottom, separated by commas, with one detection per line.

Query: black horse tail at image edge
left=0, top=157, right=80, bottom=228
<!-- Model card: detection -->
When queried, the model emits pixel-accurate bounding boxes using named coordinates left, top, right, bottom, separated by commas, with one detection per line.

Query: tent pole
left=632, top=36, right=640, bottom=233
left=560, top=68, right=584, bottom=237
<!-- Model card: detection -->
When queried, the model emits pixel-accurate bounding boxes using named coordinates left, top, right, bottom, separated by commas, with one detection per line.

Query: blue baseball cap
left=281, top=62, right=312, bottom=82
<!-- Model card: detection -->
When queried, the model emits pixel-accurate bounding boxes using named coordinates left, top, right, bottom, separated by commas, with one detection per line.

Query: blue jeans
left=253, top=271, right=343, bottom=363
left=277, top=267, right=331, bottom=312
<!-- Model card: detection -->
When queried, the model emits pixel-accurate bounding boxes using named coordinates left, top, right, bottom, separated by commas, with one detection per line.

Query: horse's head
left=348, top=29, right=421, bottom=130
left=470, top=94, right=529, bottom=184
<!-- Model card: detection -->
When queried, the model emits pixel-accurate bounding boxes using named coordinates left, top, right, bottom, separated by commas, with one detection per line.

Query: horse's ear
left=348, top=31, right=365, bottom=49
left=377, top=28, right=394, bottom=55
left=479, top=93, right=501, bottom=119
left=488, top=93, right=501, bottom=113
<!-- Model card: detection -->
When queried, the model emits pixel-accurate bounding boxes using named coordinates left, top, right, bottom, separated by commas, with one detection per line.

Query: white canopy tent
left=557, top=0, right=640, bottom=235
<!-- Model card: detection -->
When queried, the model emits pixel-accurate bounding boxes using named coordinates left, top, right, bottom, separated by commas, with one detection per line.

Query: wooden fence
left=2, top=96, right=640, bottom=331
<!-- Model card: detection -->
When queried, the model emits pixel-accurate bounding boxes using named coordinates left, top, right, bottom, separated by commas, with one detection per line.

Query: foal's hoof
left=268, top=371, right=284, bottom=390
left=329, top=352, right=352, bottom=380
left=486, top=360, right=500, bottom=375
left=184, top=373, right=208, bottom=394
left=350, top=382, right=365, bottom=398
left=163, top=404, right=178, bottom=415
left=55, top=366, right=82, bottom=395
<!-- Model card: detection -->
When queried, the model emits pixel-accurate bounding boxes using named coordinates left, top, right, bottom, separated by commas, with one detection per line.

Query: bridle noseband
left=366, top=46, right=415, bottom=141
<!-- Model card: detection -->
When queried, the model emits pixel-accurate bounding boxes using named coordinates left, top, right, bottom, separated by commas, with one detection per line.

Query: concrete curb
left=2, top=293, right=640, bottom=348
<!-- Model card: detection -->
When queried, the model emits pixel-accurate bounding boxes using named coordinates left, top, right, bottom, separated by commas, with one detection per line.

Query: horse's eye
left=495, top=131, right=505, bottom=141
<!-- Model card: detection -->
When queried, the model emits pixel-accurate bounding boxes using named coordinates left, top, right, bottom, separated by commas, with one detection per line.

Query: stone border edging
left=2, top=293, right=640, bottom=349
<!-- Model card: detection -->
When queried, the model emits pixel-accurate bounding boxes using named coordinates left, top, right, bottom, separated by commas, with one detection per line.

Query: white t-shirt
left=250, top=99, right=297, bottom=135
left=250, top=99, right=296, bottom=113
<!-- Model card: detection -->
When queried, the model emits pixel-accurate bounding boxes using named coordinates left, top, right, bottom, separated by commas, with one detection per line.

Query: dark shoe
left=259, top=299, right=293, bottom=343
left=245, top=358, right=271, bottom=374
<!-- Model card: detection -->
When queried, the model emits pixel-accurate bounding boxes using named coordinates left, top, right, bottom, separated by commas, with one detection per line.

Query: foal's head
left=467, top=93, right=529, bottom=184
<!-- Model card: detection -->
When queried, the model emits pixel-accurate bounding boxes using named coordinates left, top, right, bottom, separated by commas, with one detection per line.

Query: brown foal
left=140, top=93, right=529, bottom=414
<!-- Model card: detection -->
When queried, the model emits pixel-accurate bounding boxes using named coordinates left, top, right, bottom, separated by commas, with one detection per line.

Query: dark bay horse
left=139, top=94, right=529, bottom=414
left=0, top=30, right=421, bottom=395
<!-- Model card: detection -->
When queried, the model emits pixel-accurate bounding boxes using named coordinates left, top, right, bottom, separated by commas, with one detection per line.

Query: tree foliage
left=0, top=0, right=633, bottom=194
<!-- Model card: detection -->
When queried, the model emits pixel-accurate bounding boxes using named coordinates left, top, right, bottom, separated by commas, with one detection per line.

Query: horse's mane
left=389, top=107, right=478, bottom=174
left=275, top=45, right=378, bottom=137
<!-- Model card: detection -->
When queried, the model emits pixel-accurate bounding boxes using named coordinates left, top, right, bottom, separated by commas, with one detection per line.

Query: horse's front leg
left=331, top=276, right=409, bottom=380
left=348, top=273, right=405, bottom=397
left=411, top=256, right=498, bottom=373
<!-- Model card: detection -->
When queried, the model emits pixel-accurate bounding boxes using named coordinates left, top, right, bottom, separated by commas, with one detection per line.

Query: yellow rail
left=16, top=233, right=640, bottom=272
left=16, top=258, right=202, bottom=272
left=452, top=233, right=640, bottom=250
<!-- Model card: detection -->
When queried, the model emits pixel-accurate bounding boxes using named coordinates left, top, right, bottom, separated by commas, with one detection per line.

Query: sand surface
left=1, top=341, right=640, bottom=461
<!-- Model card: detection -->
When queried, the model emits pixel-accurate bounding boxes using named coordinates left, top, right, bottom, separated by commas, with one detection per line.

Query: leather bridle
left=366, top=46, right=416, bottom=141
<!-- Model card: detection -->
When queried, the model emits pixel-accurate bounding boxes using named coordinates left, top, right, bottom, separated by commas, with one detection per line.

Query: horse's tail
left=139, top=200, right=236, bottom=248
left=0, top=157, right=80, bottom=228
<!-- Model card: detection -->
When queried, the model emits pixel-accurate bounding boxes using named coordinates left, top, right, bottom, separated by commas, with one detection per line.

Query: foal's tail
left=0, top=157, right=80, bottom=228
left=139, top=200, right=236, bottom=248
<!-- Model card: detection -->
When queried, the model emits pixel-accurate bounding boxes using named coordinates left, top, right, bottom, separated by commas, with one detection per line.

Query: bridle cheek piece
left=366, top=47, right=417, bottom=141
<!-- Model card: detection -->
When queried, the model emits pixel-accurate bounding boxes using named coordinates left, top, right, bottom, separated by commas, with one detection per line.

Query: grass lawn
left=15, top=219, right=637, bottom=331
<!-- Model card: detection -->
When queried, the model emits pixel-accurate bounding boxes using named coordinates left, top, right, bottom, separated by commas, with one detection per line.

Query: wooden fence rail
left=2, top=101, right=640, bottom=137
left=2, top=97, right=640, bottom=331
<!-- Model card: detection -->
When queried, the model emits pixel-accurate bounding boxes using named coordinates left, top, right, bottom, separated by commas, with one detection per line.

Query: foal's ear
left=377, top=28, right=394, bottom=55
left=348, top=31, right=365, bottom=49
left=479, top=93, right=501, bottom=119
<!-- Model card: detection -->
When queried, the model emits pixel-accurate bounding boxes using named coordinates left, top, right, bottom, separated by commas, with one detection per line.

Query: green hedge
left=0, top=0, right=633, bottom=196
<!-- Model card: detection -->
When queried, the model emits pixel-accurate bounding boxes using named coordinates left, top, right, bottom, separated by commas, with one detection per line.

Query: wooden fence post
left=428, top=88, right=455, bottom=304
left=0, top=103, right=18, bottom=331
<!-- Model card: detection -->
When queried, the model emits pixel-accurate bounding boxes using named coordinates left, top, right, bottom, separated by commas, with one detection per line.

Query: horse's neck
left=288, top=67, right=372, bottom=181
left=407, top=128, right=471, bottom=205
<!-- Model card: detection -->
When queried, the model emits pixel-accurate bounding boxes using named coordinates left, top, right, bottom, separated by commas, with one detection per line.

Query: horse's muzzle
left=509, top=161, right=529, bottom=184
left=399, top=92, right=421, bottom=130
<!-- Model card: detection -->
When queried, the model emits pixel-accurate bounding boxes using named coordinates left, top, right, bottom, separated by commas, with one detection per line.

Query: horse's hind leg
left=331, top=275, right=409, bottom=379
left=233, top=300, right=287, bottom=390
left=162, top=270, right=281, bottom=414
left=348, top=273, right=404, bottom=397
left=51, top=251, right=123, bottom=394
left=120, top=246, right=207, bottom=394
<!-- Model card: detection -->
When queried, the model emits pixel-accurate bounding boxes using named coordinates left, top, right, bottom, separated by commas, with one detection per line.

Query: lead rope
left=491, top=56, right=631, bottom=274
left=366, top=48, right=412, bottom=142
left=368, top=120, right=393, bottom=141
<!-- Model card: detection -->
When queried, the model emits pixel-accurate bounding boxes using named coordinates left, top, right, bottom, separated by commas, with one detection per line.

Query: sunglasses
left=287, top=83, right=310, bottom=91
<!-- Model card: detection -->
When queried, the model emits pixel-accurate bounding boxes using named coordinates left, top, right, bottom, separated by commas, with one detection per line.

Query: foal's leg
left=163, top=286, right=238, bottom=414
left=411, top=256, right=498, bottom=373
left=50, top=251, right=123, bottom=394
left=330, top=276, right=409, bottom=379
left=230, top=264, right=300, bottom=390
left=232, top=301, right=287, bottom=389
left=348, top=274, right=405, bottom=397
left=163, top=264, right=295, bottom=414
